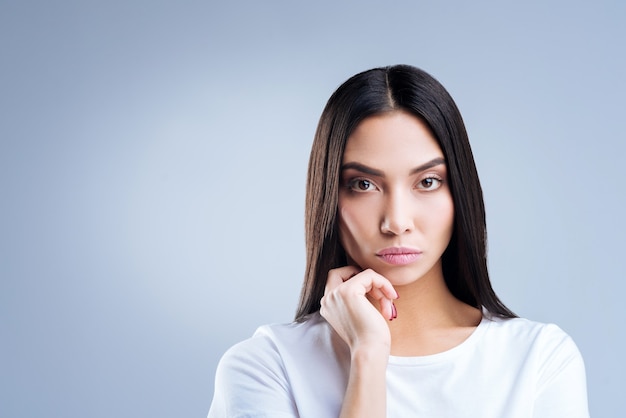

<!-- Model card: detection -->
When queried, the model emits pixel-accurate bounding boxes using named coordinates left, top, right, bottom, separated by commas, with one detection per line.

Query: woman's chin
left=370, top=267, right=417, bottom=286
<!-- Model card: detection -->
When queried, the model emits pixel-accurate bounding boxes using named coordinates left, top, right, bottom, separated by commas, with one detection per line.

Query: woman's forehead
left=343, top=112, right=444, bottom=168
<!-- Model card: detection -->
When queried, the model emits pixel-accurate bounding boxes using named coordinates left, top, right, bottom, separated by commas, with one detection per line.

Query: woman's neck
left=387, top=268, right=482, bottom=356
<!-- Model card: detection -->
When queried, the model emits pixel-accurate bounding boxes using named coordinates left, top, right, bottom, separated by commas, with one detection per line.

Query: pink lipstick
left=376, top=247, right=422, bottom=265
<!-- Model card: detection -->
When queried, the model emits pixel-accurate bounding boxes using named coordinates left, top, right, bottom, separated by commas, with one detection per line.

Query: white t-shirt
left=208, top=312, right=589, bottom=418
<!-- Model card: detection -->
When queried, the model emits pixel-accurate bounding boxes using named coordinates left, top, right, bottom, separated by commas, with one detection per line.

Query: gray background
left=1, top=0, right=624, bottom=416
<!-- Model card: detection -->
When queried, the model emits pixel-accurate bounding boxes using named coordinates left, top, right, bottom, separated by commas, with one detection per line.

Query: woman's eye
left=349, top=179, right=375, bottom=191
left=417, top=177, right=442, bottom=190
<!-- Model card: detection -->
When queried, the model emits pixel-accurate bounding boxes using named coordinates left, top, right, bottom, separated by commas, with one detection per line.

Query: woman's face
left=338, top=111, right=454, bottom=286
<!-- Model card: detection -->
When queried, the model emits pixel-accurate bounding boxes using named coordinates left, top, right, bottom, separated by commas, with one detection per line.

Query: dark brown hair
left=295, top=65, right=515, bottom=320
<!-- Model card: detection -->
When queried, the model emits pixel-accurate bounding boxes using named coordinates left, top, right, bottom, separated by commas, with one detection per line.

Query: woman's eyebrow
left=341, top=162, right=384, bottom=177
left=410, top=157, right=446, bottom=174
left=341, top=157, right=446, bottom=177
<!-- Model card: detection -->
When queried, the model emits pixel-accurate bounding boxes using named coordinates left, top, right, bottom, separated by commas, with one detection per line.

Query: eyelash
left=344, top=175, right=444, bottom=192
left=345, top=178, right=378, bottom=192
left=417, top=175, right=444, bottom=190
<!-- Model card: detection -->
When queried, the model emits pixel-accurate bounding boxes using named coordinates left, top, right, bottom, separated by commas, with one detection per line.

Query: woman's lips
left=376, top=247, right=422, bottom=265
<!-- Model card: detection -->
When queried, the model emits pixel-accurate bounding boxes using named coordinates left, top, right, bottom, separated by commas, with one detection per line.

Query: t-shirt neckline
left=387, top=313, right=493, bottom=366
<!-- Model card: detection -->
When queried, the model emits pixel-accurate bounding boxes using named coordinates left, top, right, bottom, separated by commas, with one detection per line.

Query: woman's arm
left=339, top=345, right=389, bottom=417
left=320, top=266, right=398, bottom=418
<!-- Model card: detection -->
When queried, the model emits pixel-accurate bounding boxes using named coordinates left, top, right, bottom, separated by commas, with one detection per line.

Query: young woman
left=208, top=65, right=589, bottom=417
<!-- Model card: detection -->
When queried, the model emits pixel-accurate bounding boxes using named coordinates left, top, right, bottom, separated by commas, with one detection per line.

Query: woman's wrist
left=350, top=343, right=390, bottom=368
left=340, top=344, right=389, bottom=418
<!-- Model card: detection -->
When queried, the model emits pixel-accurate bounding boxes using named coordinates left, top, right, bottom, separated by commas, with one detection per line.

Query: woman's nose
left=380, top=191, right=414, bottom=235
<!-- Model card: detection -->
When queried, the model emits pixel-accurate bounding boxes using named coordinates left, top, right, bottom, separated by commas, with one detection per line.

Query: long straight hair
left=295, top=65, right=515, bottom=321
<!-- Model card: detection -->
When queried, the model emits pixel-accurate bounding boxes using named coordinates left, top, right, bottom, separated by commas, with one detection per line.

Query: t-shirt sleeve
left=532, top=324, right=589, bottom=418
left=207, top=332, right=298, bottom=418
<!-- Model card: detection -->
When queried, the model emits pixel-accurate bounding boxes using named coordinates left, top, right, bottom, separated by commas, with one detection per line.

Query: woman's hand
left=321, top=266, right=397, bottom=417
left=320, top=266, right=398, bottom=354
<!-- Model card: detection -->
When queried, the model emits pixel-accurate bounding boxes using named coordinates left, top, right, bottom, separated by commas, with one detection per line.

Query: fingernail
left=392, top=303, right=397, bottom=319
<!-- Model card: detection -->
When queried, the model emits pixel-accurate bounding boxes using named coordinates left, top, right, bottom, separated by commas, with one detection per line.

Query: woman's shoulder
left=209, top=316, right=332, bottom=417
left=213, top=312, right=347, bottom=399
left=218, top=312, right=339, bottom=367
left=210, top=313, right=349, bottom=416
left=485, top=312, right=571, bottom=338
left=482, top=312, right=588, bottom=414
left=254, top=311, right=330, bottom=344
left=482, top=312, right=582, bottom=361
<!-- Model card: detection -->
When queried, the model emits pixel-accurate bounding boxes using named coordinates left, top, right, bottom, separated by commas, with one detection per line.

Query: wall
left=1, top=1, right=624, bottom=416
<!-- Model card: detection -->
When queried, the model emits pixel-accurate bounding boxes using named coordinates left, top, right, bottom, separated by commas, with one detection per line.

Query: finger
left=325, top=265, right=361, bottom=293
left=330, top=268, right=398, bottom=305
left=355, top=269, right=398, bottom=301
left=366, top=288, right=396, bottom=321
left=378, top=298, right=396, bottom=321
left=367, top=286, right=395, bottom=300
left=342, top=269, right=398, bottom=320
